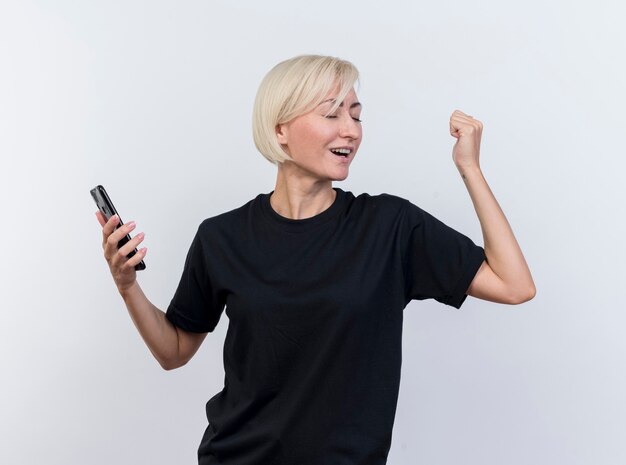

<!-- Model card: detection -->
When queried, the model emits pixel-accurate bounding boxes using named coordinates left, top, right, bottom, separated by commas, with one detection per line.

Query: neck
left=270, top=169, right=336, bottom=220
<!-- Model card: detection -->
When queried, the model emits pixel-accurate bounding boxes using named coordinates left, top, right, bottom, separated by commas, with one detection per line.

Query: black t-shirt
left=166, top=187, right=485, bottom=465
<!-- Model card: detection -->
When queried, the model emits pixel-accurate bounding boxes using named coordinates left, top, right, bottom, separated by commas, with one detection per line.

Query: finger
left=102, top=214, right=121, bottom=238
left=449, top=118, right=479, bottom=135
left=124, top=247, right=147, bottom=270
left=451, top=114, right=471, bottom=123
left=101, top=214, right=120, bottom=248
left=95, top=211, right=107, bottom=227
left=451, top=113, right=481, bottom=126
left=108, top=220, right=136, bottom=247
left=104, top=221, right=136, bottom=257
left=452, top=109, right=473, bottom=118
left=117, top=232, right=145, bottom=258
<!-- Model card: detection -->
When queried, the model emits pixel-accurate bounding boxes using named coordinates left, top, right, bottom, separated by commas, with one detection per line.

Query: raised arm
left=449, top=110, right=536, bottom=305
left=96, top=212, right=207, bottom=369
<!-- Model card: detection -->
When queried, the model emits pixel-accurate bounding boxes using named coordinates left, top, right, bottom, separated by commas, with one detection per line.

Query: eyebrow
left=319, top=98, right=362, bottom=109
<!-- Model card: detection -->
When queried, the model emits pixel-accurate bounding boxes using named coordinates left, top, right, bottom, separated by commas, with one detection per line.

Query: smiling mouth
left=329, top=149, right=351, bottom=157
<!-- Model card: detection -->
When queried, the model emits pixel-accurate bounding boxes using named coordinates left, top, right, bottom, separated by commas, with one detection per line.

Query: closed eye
left=325, top=115, right=363, bottom=122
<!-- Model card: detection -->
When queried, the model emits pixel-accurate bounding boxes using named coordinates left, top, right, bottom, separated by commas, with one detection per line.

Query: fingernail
left=127, top=221, right=136, bottom=229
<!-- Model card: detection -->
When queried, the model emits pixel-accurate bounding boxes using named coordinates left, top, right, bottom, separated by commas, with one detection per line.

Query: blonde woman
left=96, top=54, right=535, bottom=464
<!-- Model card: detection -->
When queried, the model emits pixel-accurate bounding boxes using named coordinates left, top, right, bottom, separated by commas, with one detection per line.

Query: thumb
left=95, top=211, right=106, bottom=227
left=449, top=124, right=460, bottom=138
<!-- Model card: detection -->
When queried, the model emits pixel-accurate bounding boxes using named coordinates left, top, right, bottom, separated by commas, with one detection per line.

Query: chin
left=331, top=171, right=350, bottom=181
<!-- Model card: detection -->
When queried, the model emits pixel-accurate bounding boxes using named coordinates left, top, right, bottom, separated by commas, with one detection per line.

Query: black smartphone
left=90, top=185, right=146, bottom=271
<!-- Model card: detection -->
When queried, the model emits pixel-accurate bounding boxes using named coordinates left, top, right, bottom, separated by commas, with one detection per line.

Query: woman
left=96, top=54, right=535, bottom=464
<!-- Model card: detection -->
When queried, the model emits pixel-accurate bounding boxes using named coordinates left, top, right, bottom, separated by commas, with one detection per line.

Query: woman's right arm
left=96, top=212, right=207, bottom=370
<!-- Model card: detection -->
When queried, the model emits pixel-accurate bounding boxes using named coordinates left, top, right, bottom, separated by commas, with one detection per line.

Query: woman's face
left=276, top=87, right=362, bottom=181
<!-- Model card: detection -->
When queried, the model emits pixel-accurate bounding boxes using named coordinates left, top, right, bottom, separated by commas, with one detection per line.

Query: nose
left=339, top=114, right=361, bottom=140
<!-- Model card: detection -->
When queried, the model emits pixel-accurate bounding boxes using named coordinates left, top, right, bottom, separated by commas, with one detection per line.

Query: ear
left=275, top=123, right=288, bottom=145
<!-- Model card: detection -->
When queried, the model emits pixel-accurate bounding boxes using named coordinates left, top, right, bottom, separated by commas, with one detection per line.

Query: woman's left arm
left=449, top=110, right=536, bottom=305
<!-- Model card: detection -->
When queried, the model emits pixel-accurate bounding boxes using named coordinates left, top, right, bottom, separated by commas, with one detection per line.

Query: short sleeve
left=401, top=200, right=486, bottom=309
left=166, top=223, right=226, bottom=333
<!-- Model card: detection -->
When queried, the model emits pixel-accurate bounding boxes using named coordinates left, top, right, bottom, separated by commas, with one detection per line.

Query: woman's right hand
left=96, top=212, right=147, bottom=294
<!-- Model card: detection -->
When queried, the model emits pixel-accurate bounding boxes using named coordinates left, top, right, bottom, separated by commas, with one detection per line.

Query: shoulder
left=196, top=194, right=259, bottom=236
left=349, top=191, right=448, bottom=237
left=349, top=191, right=420, bottom=222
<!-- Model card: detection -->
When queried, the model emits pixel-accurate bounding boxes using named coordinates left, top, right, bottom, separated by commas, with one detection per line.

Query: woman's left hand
left=449, top=110, right=483, bottom=170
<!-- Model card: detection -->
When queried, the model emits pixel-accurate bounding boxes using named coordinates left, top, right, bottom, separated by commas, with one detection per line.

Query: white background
left=1, top=1, right=624, bottom=464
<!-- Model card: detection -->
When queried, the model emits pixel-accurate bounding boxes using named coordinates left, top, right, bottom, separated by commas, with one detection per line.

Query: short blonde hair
left=252, top=54, right=360, bottom=165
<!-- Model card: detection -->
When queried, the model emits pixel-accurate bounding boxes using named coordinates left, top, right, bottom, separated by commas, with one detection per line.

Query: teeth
left=331, top=148, right=351, bottom=155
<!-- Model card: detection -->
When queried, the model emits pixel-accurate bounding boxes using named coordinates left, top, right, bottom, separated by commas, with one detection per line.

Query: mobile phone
left=90, top=185, right=146, bottom=271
